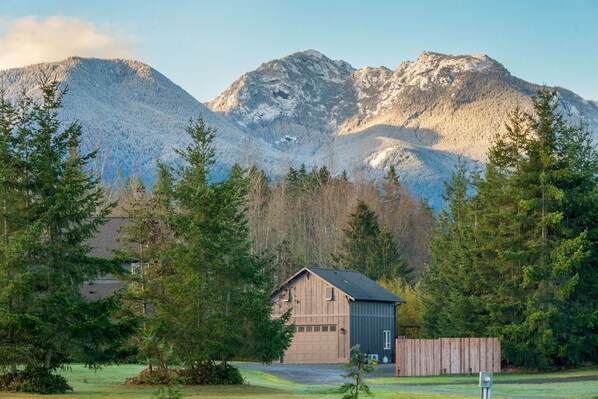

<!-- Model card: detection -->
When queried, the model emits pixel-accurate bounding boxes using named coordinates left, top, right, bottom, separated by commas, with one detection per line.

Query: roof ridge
left=309, top=266, right=362, bottom=273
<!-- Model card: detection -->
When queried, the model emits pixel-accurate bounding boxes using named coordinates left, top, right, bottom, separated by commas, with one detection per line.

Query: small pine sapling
left=339, top=345, right=374, bottom=399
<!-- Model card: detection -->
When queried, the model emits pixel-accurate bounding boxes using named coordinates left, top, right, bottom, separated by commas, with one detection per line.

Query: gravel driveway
left=237, top=363, right=396, bottom=385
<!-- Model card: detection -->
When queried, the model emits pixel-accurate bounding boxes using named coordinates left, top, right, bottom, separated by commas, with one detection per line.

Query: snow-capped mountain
left=0, top=57, right=286, bottom=184
left=209, top=49, right=356, bottom=149
left=208, top=50, right=598, bottom=206
left=2, top=52, right=596, bottom=208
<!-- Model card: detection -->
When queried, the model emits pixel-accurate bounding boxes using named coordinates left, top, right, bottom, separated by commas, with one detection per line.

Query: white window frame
left=383, top=330, right=391, bottom=350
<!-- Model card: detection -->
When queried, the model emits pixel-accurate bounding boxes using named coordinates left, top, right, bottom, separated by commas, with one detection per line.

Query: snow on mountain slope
left=208, top=50, right=598, bottom=207
left=2, top=53, right=595, bottom=208
left=209, top=50, right=357, bottom=148
left=0, top=57, right=286, bottom=183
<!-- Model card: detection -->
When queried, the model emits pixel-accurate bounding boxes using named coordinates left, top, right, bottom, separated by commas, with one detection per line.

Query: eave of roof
left=271, top=267, right=405, bottom=304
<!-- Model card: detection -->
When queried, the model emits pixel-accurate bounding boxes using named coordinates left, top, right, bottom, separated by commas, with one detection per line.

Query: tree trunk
left=44, top=346, right=53, bottom=369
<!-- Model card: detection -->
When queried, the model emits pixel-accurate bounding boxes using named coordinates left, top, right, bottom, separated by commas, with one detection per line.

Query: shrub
left=0, top=367, right=73, bottom=394
left=127, top=361, right=244, bottom=386
left=180, top=361, right=244, bottom=385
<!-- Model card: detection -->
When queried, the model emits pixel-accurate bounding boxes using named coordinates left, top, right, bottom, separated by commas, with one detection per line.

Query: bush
left=127, top=361, right=244, bottom=386
left=125, top=367, right=172, bottom=385
left=0, top=367, right=73, bottom=394
left=180, top=361, right=244, bottom=385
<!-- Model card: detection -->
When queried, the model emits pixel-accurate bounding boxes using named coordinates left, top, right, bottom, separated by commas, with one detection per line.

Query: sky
left=0, top=0, right=597, bottom=102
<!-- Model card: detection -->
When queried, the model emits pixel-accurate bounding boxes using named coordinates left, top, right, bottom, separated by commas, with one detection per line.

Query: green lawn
left=2, top=364, right=597, bottom=399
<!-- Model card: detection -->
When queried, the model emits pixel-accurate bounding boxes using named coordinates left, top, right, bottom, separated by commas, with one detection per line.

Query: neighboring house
left=82, top=217, right=131, bottom=300
left=270, top=267, right=404, bottom=364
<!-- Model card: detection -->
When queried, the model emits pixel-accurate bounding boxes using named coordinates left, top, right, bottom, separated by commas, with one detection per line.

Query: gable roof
left=273, top=267, right=405, bottom=303
left=310, top=267, right=405, bottom=303
left=86, top=217, right=132, bottom=258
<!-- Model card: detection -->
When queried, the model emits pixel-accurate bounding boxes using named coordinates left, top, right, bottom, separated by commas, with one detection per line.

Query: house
left=81, top=217, right=131, bottom=300
left=270, top=267, right=404, bottom=364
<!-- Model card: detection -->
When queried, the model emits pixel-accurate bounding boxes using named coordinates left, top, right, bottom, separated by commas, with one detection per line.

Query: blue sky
left=1, top=0, right=597, bottom=101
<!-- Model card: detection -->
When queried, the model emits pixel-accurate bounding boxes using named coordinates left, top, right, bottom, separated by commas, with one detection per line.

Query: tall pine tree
left=421, top=161, right=484, bottom=338
left=0, top=79, right=136, bottom=389
left=423, top=90, right=597, bottom=368
left=475, top=91, right=596, bottom=367
left=157, top=116, right=292, bottom=369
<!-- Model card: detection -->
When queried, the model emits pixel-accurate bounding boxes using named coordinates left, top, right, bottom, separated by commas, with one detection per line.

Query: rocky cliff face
left=208, top=50, right=598, bottom=206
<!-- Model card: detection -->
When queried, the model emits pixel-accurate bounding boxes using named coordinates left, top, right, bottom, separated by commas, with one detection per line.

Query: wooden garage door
left=283, top=324, right=339, bottom=363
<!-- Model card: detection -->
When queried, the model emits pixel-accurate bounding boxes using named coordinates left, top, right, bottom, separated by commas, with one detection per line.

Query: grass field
left=2, top=364, right=597, bottom=399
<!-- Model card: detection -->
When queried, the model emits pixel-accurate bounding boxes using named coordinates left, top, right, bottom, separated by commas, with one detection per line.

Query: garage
left=283, top=324, right=340, bottom=363
left=271, top=267, right=402, bottom=364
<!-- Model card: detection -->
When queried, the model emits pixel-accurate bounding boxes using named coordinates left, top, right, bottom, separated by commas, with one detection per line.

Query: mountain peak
left=293, top=49, right=326, bottom=58
left=278, top=49, right=355, bottom=74
left=411, top=51, right=508, bottom=75
left=208, top=49, right=356, bottom=128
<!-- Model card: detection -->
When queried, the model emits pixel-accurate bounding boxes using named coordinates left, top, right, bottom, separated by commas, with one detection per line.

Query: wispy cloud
left=0, top=16, right=141, bottom=70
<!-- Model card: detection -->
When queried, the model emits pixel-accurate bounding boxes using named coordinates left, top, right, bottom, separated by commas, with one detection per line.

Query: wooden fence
left=396, top=337, right=500, bottom=377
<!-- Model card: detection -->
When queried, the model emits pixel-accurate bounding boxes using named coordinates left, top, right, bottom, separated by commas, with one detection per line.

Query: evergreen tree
left=0, top=88, right=32, bottom=373
left=117, top=177, right=174, bottom=371
left=336, top=200, right=380, bottom=276
left=376, top=226, right=413, bottom=284
left=478, top=91, right=597, bottom=367
left=424, top=90, right=598, bottom=368
left=339, top=345, right=374, bottom=399
left=381, top=165, right=401, bottom=207
left=336, top=200, right=411, bottom=282
left=0, top=79, right=136, bottom=389
left=158, top=116, right=292, bottom=369
left=421, top=161, right=484, bottom=339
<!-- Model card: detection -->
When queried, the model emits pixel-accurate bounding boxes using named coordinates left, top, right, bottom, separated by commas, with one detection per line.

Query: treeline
left=246, top=164, right=435, bottom=283
left=421, top=91, right=598, bottom=368
left=114, top=154, right=436, bottom=284
left=212, top=163, right=433, bottom=283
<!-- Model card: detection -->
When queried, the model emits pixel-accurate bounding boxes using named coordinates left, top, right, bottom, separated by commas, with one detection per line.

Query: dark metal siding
left=350, top=301, right=396, bottom=362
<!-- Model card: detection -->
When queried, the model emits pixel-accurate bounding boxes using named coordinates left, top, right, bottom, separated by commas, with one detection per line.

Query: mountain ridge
left=0, top=56, right=287, bottom=184
left=2, top=51, right=596, bottom=208
left=207, top=50, right=598, bottom=206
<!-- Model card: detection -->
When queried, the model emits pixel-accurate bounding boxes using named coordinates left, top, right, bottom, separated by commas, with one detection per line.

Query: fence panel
left=396, top=337, right=500, bottom=377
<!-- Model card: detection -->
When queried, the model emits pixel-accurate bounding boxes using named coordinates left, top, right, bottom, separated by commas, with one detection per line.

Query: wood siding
left=396, top=337, right=501, bottom=377
left=271, top=271, right=351, bottom=363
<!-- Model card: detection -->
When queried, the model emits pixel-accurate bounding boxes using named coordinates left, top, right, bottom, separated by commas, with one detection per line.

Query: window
left=130, top=262, right=150, bottom=275
left=325, top=286, right=334, bottom=301
left=282, top=289, right=292, bottom=302
left=297, top=325, right=336, bottom=333
left=383, top=330, right=391, bottom=350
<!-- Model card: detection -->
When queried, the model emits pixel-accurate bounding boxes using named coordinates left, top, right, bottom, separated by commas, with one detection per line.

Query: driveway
left=237, top=363, right=396, bottom=385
